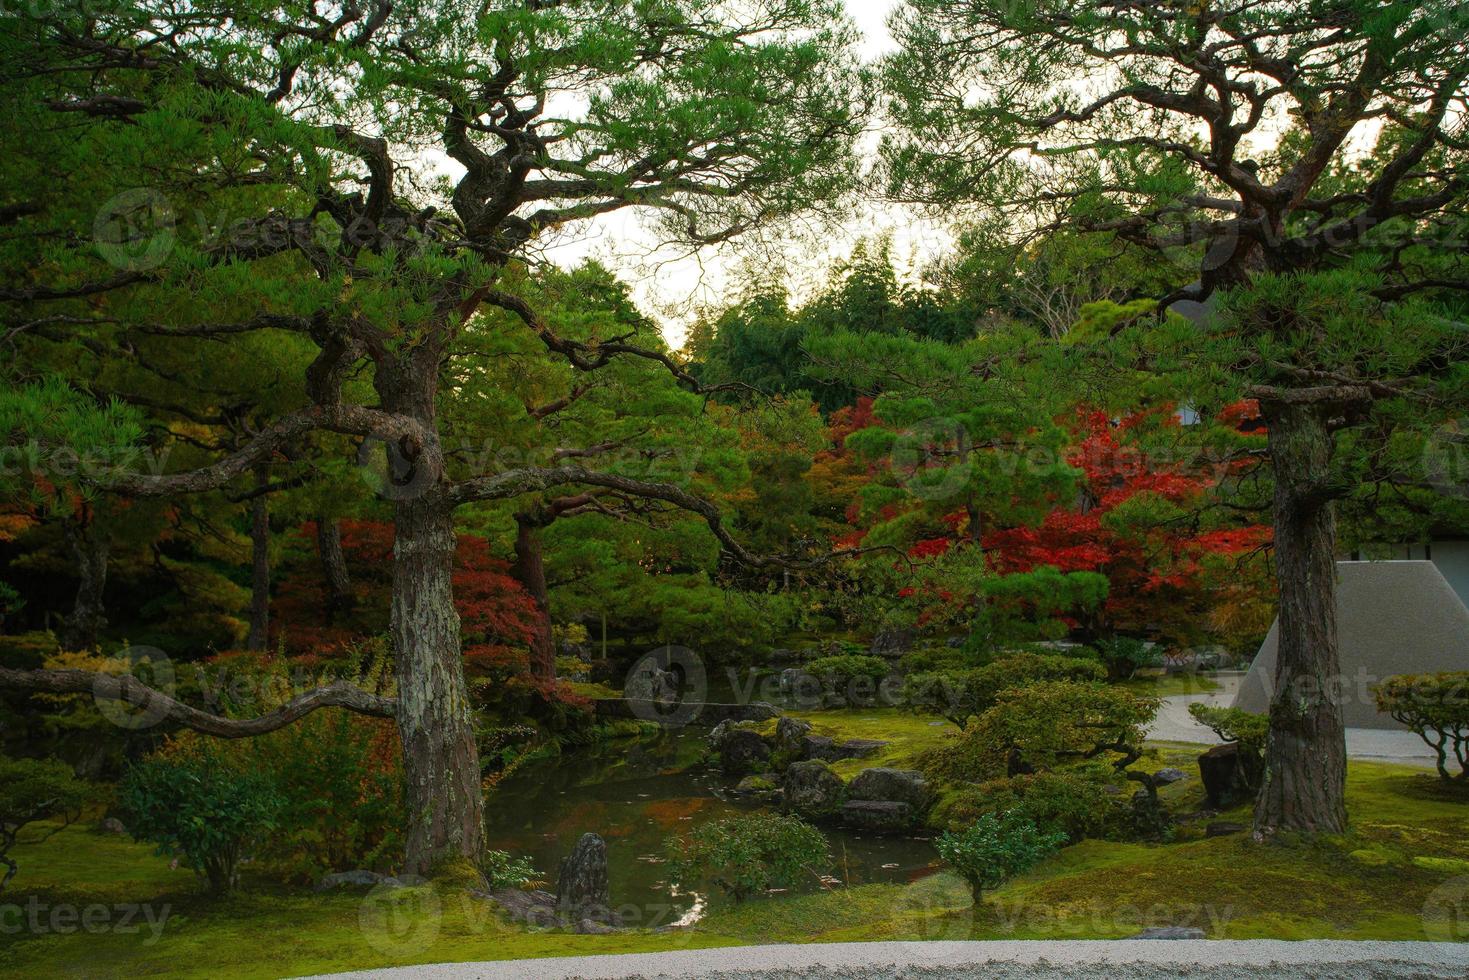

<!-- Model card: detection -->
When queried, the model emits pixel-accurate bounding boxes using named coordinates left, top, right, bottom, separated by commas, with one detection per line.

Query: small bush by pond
left=934, top=810, right=1066, bottom=902
left=668, top=812, right=829, bottom=902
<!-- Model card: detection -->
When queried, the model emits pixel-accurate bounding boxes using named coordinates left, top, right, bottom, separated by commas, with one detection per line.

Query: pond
left=483, top=727, right=940, bottom=926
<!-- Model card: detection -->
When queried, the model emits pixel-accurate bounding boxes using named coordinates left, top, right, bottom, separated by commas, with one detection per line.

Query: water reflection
left=483, top=727, right=939, bottom=921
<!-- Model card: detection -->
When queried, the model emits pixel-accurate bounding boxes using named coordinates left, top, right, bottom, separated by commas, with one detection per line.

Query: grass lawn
left=5, top=724, right=1468, bottom=978
left=1120, top=670, right=1223, bottom=699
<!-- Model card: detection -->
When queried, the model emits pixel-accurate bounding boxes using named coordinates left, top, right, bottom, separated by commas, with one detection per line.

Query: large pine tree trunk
left=392, top=493, right=485, bottom=875
left=513, top=513, right=556, bottom=682
left=315, top=517, right=353, bottom=620
left=1253, top=401, right=1348, bottom=836
left=246, top=463, right=271, bottom=652
left=59, top=519, right=108, bottom=651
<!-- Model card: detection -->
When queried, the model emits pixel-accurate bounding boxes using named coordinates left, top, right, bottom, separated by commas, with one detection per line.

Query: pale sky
left=537, top=0, right=933, bottom=348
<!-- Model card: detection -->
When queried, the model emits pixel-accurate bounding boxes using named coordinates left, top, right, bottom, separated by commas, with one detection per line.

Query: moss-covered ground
left=5, top=711, right=1467, bottom=978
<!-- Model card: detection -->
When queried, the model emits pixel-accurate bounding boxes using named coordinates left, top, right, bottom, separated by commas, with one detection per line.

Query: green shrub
left=934, top=810, right=1066, bottom=902
left=152, top=712, right=404, bottom=883
left=898, top=646, right=967, bottom=675
left=804, top=654, right=889, bottom=682
left=904, top=653, right=1106, bottom=729
left=1188, top=703, right=1268, bottom=751
left=0, top=754, right=88, bottom=892
left=920, top=680, right=1158, bottom=783
left=930, top=770, right=1116, bottom=842
left=668, top=812, right=828, bottom=902
left=1374, top=673, right=1469, bottom=781
left=120, top=750, right=283, bottom=894
left=1091, top=637, right=1162, bottom=681
left=480, top=850, right=542, bottom=890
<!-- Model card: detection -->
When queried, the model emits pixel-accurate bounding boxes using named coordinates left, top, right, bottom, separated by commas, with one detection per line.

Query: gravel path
left=1147, top=672, right=1437, bottom=766
left=304, top=940, right=1469, bottom=979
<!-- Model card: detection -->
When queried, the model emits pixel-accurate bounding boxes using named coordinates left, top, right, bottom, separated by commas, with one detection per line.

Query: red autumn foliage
left=272, top=520, right=541, bottom=684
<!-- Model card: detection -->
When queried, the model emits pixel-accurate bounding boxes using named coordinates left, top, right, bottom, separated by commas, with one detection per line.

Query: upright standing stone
left=556, top=833, right=611, bottom=922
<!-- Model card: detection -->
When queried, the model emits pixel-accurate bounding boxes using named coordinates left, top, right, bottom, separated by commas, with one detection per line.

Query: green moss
left=1118, top=672, right=1221, bottom=699
left=7, top=756, right=1469, bottom=976
left=785, top=707, right=954, bottom=777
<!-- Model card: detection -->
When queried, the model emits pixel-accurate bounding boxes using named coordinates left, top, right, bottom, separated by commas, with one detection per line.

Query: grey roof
left=1233, top=561, right=1469, bottom=729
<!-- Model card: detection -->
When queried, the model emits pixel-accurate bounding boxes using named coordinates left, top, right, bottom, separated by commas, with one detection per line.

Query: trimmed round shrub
left=668, top=812, right=828, bottom=902
left=920, top=680, right=1158, bottom=783
left=120, top=750, right=283, bottom=894
left=930, top=769, right=1117, bottom=842
left=904, top=653, right=1107, bottom=729
left=934, top=810, right=1066, bottom=902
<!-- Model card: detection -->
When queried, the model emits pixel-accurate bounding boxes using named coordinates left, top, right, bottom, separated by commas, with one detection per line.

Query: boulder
left=485, top=888, right=559, bottom=928
left=836, top=738, right=889, bottom=760
left=779, top=669, right=822, bottom=706
left=1132, top=926, right=1206, bottom=940
left=624, top=663, right=679, bottom=705
left=1152, top=767, right=1188, bottom=786
left=800, top=735, right=888, bottom=763
left=1129, top=788, right=1172, bottom=841
left=316, top=870, right=403, bottom=892
left=840, top=800, right=915, bottom=833
left=773, top=716, right=813, bottom=756
left=734, top=774, right=779, bottom=795
left=782, top=760, right=846, bottom=818
left=557, top=833, right=613, bottom=923
left=708, top=720, right=771, bottom=776
left=1197, top=741, right=1260, bottom=809
left=870, top=628, right=917, bottom=658
left=799, top=734, right=887, bottom=764
left=846, top=768, right=932, bottom=810
left=98, top=817, right=126, bottom=835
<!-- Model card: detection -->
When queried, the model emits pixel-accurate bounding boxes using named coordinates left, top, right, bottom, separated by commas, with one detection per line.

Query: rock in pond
left=557, top=833, right=614, bottom=923
left=734, top=774, right=780, bottom=798
left=846, top=767, right=932, bottom=810
left=840, top=799, right=915, bottom=833
left=781, top=759, right=846, bottom=818
left=708, top=720, right=771, bottom=775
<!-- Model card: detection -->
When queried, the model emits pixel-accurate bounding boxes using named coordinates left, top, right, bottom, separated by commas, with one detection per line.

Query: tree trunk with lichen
left=391, top=493, right=484, bottom=875
left=1253, top=401, right=1348, bottom=836
left=59, top=519, right=108, bottom=652
left=379, top=353, right=485, bottom=876
left=512, top=513, right=556, bottom=682
left=246, top=463, right=271, bottom=652
left=315, top=517, right=353, bottom=620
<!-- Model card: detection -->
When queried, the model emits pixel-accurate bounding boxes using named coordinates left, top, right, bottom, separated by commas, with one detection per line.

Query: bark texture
left=1253, top=401, right=1348, bottom=836
left=513, top=512, right=556, bottom=682
left=315, top=516, right=354, bottom=619
left=59, top=519, right=109, bottom=652
left=246, top=463, right=271, bottom=651
left=391, top=494, right=484, bottom=875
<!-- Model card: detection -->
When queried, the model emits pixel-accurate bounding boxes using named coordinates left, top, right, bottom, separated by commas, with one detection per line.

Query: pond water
left=483, top=727, right=939, bottom=925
